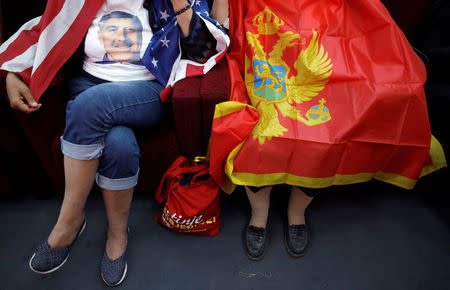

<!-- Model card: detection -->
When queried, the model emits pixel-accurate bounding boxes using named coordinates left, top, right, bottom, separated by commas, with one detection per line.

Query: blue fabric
left=142, top=0, right=225, bottom=86
left=62, top=73, right=167, bottom=190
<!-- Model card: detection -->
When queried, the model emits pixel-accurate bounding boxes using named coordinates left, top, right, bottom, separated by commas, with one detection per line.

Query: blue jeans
left=61, top=72, right=167, bottom=190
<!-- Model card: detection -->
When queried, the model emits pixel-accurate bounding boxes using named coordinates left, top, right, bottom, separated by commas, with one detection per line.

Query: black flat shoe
left=284, top=224, right=309, bottom=258
left=244, top=225, right=267, bottom=261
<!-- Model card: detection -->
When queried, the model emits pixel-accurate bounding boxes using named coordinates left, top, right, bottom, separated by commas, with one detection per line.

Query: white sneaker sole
left=101, top=262, right=128, bottom=287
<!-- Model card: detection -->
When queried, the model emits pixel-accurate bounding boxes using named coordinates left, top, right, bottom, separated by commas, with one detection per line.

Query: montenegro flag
left=209, top=0, right=447, bottom=193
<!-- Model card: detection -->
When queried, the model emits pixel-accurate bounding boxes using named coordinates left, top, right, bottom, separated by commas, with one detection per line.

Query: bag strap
left=154, top=156, right=188, bottom=203
left=170, top=162, right=208, bottom=177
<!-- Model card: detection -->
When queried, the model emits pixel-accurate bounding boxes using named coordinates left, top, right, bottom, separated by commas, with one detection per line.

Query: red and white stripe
left=0, top=0, right=105, bottom=101
left=1, top=0, right=229, bottom=102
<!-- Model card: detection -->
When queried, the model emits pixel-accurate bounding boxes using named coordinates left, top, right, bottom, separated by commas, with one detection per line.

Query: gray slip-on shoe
left=29, top=219, right=86, bottom=274
left=101, top=250, right=128, bottom=287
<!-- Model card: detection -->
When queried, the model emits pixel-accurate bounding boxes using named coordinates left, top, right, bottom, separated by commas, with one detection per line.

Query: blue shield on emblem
left=253, top=59, right=287, bottom=101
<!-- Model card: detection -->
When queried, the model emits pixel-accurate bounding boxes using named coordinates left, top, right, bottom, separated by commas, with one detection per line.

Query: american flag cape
left=0, top=0, right=229, bottom=102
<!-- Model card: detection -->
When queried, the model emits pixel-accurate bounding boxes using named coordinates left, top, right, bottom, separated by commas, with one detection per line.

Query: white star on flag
left=195, top=0, right=201, bottom=6
left=160, top=10, right=170, bottom=21
left=152, top=57, right=159, bottom=67
left=160, top=36, right=170, bottom=48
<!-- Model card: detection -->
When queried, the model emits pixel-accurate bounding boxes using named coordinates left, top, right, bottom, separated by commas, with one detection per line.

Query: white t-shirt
left=83, top=0, right=155, bottom=81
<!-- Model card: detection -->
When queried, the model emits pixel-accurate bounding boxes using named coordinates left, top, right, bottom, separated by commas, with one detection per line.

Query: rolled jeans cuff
left=61, top=136, right=103, bottom=160
left=96, top=169, right=140, bottom=191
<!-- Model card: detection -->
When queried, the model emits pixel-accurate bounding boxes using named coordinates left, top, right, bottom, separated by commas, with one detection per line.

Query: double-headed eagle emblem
left=245, top=8, right=333, bottom=145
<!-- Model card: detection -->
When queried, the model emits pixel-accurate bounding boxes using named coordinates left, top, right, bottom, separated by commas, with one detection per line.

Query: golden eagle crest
left=245, top=8, right=333, bottom=145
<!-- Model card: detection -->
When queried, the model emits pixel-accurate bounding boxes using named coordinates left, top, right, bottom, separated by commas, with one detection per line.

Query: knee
left=98, top=126, right=139, bottom=183
left=65, top=89, right=108, bottom=128
left=96, top=127, right=139, bottom=189
left=63, top=89, right=111, bottom=145
left=103, top=126, right=140, bottom=163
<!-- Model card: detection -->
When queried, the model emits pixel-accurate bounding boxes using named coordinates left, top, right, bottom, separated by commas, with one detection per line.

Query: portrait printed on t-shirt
left=97, top=11, right=143, bottom=63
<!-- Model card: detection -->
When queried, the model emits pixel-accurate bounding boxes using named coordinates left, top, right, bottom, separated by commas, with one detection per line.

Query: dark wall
left=1, top=1, right=46, bottom=38
left=381, top=0, right=435, bottom=43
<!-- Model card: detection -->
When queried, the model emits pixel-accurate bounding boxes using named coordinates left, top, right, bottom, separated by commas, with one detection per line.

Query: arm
left=211, top=0, right=229, bottom=28
left=0, top=16, right=42, bottom=110
left=5, top=72, right=42, bottom=113
left=170, top=0, right=217, bottom=62
left=170, top=0, right=194, bottom=37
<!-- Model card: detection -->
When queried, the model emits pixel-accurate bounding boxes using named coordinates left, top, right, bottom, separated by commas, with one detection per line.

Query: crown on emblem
left=305, top=98, right=332, bottom=125
left=253, top=8, right=284, bottom=35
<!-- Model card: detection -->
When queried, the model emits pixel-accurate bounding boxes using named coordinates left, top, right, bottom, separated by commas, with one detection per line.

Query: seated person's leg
left=285, top=186, right=317, bottom=257
left=243, top=185, right=272, bottom=260
left=97, top=126, right=140, bottom=192
left=30, top=78, right=166, bottom=274
left=98, top=126, right=138, bottom=286
left=288, top=186, right=316, bottom=226
left=245, top=185, right=272, bottom=228
left=62, top=80, right=166, bottom=151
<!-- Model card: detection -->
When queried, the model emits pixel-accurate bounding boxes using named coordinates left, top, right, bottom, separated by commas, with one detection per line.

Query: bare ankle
left=48, top=215, right=84, bottom=248
left=249, top=212, right=268, bottom=228
left=288, top=213, right=305, bottom=226
left=106, top=231, right=127, bottom=260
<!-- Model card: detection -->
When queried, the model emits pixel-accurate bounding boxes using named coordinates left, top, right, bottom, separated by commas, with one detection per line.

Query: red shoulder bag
left=154, top=156, right=220, bottom=236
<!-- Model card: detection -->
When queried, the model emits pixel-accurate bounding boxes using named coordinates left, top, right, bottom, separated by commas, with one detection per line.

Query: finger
left=26, top=103, right=42, bottom=112
left=18, top=84, right=38, bottom=108
left=32, top=103, right=43, bottom=112
left=11, top=100, right=36, bottom=113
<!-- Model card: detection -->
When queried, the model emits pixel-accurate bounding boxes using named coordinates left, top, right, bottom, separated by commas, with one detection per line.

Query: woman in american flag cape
left=0, top=0, right=228, bottom=286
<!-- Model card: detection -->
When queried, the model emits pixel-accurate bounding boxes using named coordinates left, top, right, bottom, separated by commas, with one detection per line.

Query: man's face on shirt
left=98, top=16, right=142, bottom=62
